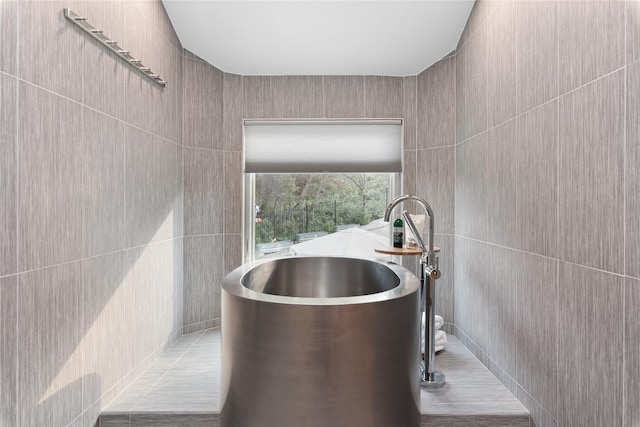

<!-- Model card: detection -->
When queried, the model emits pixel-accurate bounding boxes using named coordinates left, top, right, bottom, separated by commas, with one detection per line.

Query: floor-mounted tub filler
left=384, top=194, right=444, bottom=388
left=221, top=256, right=422, bottom=427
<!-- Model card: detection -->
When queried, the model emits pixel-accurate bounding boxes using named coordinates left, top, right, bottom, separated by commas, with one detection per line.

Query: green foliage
left=255, top=173, right=390, bottom=244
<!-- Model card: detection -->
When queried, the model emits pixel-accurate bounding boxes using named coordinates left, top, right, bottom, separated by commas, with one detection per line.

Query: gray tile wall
left=183, top=67, right=457, bottom=335
left=0, top=1, right=184, bottom=426
left=453, top=1, right=640, bottom=426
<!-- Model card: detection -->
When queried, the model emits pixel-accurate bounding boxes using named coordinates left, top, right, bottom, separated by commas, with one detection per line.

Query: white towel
left=421, top=329, right=447, bottom=353
left=421, top=313, right=444, bottom=331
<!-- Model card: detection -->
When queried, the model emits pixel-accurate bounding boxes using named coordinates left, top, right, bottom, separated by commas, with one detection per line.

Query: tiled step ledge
left=100, top=329, right=529, bottom=427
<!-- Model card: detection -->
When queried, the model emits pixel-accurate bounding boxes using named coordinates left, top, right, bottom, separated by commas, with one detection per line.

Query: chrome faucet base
left=421, top=370, right=446, bottom=389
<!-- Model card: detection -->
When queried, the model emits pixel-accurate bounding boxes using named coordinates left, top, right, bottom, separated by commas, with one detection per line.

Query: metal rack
left=63, top=8, right=167, bottom=87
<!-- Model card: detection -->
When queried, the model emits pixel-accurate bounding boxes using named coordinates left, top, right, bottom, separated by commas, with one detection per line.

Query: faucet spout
left=384, top=195, right=436, bottom=268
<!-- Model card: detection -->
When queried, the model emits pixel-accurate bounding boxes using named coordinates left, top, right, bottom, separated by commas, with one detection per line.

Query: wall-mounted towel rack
left=63, top=8, right=167, bottom=87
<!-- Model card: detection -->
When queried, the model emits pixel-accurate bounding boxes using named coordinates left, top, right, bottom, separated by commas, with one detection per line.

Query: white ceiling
left=162, top=1, right=474, bottom=77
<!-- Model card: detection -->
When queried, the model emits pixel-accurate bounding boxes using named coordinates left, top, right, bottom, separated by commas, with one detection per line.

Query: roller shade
left=244, top=119, right=403, bottom=173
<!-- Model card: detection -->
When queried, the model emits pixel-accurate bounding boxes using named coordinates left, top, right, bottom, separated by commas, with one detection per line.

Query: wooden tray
left=374, top=246, right=440, bottom=256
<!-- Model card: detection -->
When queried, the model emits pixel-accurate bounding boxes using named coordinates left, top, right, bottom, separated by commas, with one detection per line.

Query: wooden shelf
left=374, top=246, right=440, bottom=256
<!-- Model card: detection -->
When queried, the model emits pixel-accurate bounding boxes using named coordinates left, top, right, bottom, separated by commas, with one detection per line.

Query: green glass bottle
left=393, top=218, right=404, bottom=248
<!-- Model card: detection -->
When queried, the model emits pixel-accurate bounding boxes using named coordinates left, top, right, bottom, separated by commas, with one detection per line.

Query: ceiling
left=162, top=1, right=474, bottom=77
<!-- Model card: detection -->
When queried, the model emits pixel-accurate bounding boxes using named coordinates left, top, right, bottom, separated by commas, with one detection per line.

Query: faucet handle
left=430, top=255, right=441, bottom=280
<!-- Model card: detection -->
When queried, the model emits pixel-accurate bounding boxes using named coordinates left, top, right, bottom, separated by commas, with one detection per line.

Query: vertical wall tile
left=464, top=133, right=489, bottom=241
left=224, top=151, right=243, bottom=235
left=0, top=74, right=16, bottom=276
left=364, top=76, right=402, bottom=118
left=515, top=252, right=558, bottom=418
left=224, top=233, right=243, bottom=275
left=0, top=0, right=17, bottom=74
left=464, top=24, right=488, bottom=139
left=176, top=46, right=184, bottom=146
left=628, top=0, right=640, bottom=65
left=18, top=1, right=84, bottom=102
left=403, top=149, right=416, bottom=198
left=323, top=76, right=365, bottom=118
left=155, top=41, right=182, bottom=143
left=453, top=237, right=468, bottom=337
left=120, top=2, right=155, bottom=82
left=82, top=109, right=125, bottom=258
left=172, top=237, right=184, bottom=335
left=121, top=2, right=160, bottom=134
left=403, top=76, right=417, bottom=150
left=223, top=72, right=243, bottom=151
left=124, top=70, right=159, bottom=134
left=454, top=238, right=490, bottom=353
left=558, top=262, right=623, bottom=426
left=487, top=1, right=516, bottom=128
left=82, top=251, right=130, bottom=411
left=0, top=276, right=16, bottom=427
left=627, top=61, right=640, bottom=278
left=157, top=1, right=182, bottom=51
left=558, top=0, right=625, bottom=95
left=184, top=235, right=224, bottom=328
left=83, top=37, right=126, bottom=120
left=486, top=245, right=516, bottom=374
left=184, top=147, right=224, bottom=236
left=455, top=45, right=467, bottom=143
left=183, top=54, right=223, bottom=149
left=516, top=0, right=558, bottom=115
left=18, top=82, right=84, bottom=272
left=121, top=245, right=150, bottom=368
left=124, top=240, right=179, bottom=364
left=124, top=127, right=182, bottom=248
left=18, top=262, right=83, bottom=427
left=516, top=100, right=558, bottom=258
left=82, top=0, right=126, bottom=120
left=516, top=386, right=558, bottom=427
left=558, top=70, right=624, bottom=273
left=486, top=120, right=517, bottom=247
left=151, top=239, right=179, bottom=349
left=625, top=277, right=640, bottom=427
left=243, top=76, right=283, bottom=119
left=416, top=147, right=455, bottom=235
left=281, top=76, right=323, bottom=118
left=417, top=56, right=456, bottom=149
left=434, top=235, right=454, bottom=326
left=454, top=142, right=466, bottom=236
left=457, top=0, right=498, bottom=51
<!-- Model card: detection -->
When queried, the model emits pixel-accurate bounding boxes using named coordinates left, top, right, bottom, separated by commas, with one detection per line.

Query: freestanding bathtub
left=221, top=256, right=421, bottom=427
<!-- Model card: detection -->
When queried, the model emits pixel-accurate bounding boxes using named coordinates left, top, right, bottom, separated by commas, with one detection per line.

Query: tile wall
left=0, top=1, right=184, bottom=426
left=454, top=1, right=640, bottom=426
left=182, top=63, right=458, bottom=335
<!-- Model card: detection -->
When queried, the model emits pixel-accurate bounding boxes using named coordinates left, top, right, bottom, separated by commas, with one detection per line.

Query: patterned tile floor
left=101, top=329, right=529, bottom=427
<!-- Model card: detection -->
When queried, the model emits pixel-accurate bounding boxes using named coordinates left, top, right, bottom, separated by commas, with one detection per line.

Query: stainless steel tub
left=221, top=256, right=421, bottom=427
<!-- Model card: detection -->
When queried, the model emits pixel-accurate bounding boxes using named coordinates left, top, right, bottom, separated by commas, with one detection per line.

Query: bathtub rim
left=222, top=255, right=421, bottom=306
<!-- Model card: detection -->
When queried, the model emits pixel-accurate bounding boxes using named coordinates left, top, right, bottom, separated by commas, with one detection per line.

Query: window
left=243, top=120, right=403, bottom=261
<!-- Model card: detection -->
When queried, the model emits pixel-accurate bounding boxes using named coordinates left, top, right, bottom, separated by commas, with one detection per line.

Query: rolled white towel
left=421, top=313, right=444, bottom=331
left=421, top=329, right=447, bottom=353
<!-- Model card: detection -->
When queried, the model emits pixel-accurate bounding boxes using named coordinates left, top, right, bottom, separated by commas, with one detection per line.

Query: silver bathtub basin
left=221, top=256, right=421, bottom=427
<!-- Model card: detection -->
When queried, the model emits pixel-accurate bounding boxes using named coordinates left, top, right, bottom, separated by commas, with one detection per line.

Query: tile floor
left=100, top=329, right=529, bottom=427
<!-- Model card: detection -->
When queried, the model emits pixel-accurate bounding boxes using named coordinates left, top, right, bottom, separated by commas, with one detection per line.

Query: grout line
left=9, top=75, right=181, bottom=147
left=14, top=3, right=20, bottom=423
left=455, top=65, right=627, bottom=148
left=6, top=236, right=183, bottom=278
left=622, top=3, right=628, bottom=420
left=456, top=235, right=627, bottom=279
